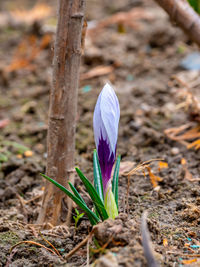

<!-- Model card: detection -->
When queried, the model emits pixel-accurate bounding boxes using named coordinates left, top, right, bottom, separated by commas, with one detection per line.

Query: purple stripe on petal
left=98, top=134, right=115, bottom=191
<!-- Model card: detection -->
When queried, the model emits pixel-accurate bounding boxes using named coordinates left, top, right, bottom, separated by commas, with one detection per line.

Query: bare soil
left=0, top=0, right=200, bottom=266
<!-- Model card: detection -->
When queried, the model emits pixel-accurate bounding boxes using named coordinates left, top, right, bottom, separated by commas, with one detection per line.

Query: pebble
left=35, top=143, right=45, bottom=153
left=130, top=120, right=141, bottom=131
left=171, top=147, right=179, bottom=155
left=93, top=252, right=118, bottom=267
left=140, top=103, right=151, bottom=112
left=17, top=214, right=24, bottom=220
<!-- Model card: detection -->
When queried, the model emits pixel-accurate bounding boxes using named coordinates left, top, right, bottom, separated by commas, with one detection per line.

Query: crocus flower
left=93, top=83, right=120, bottom=194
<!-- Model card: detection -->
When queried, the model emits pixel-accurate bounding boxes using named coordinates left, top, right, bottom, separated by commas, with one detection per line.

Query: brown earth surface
left=0, top=0, right=200, bottom=266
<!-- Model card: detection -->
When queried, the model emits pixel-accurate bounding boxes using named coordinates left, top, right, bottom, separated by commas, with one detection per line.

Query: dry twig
left=154, top=0, right=200, bottom=46
left=10, top=241, right=58, bottom=257
left=87, top=7, right=152, bottom=37
left=39, top=232, right=63, bottom=259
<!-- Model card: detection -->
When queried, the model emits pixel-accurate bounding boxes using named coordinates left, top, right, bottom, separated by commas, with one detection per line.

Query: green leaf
left=188, top=0, right=200, bottom=13
left=41, top=173, right=99, bottom=225
left=105, top=187, right=118, bottom=219
left=68, top=182, right=86, bottom=205
left=0, top=153, right=8, bottom=162
left=112, top=155, right=121, bottom=209
left=73, top=208, right=84, bottom=228
left=3, top=141, right=29, bottom=154
left=75, top=208, right=84, bottom=218
left=75, top=167, right=109, bottom=221
left=93, top=150, right=104, bottom=202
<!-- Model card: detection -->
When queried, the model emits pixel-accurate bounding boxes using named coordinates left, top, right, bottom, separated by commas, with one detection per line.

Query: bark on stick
left=37, top=0, right=85, bottom=226
left=154, top=0, right=200, bottom=46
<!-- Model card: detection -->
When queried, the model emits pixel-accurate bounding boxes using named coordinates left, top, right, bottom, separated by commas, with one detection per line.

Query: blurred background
left=0, top=0, right=200, bottom=266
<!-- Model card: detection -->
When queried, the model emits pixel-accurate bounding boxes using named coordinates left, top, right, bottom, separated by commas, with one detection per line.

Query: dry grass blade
left=125, top=158, right=163, bottom=177
left=165, top=123, right=193, bottom=141
left=10, top=241, right=58, bottom=256
left=166, top=73, right=200, bottom=150
left=172, top=74, right=200, bottom=116
left=39, top=232, right=63, bottom=259
left=165, top=124, right=200, bottom=149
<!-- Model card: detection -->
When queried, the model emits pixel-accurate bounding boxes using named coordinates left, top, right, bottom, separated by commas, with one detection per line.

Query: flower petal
left=93, top=83, right=120, bottom=191
left=100, top=83, right=120, bottom=156
left=97, top=135, right=115, bottom=190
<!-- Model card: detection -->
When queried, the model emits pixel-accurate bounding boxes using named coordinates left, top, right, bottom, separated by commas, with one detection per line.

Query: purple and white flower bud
left=93, top=83, right=120, bottom=194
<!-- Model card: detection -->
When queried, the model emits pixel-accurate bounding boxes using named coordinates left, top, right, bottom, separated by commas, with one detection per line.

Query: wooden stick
left=37, top=0, right=86, bottom=226
left=154, top=0, right=200, bottom=46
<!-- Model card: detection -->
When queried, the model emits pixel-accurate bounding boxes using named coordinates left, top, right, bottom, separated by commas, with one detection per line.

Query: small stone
left=93, top=252, right=118, bottom=267
left=141, top=103, right=151, bottom=112
left=34, top=143, right=45, bottom=153
left=130, top=120, right=142, bottom=131
left=171, top=147, right=179, bottom=155
left=17, top=214, right=24, bottom=220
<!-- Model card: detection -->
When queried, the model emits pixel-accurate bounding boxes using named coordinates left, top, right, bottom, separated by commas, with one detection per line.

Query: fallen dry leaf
left=172, top=72, right=200, bottom=117
left=158, top=161, right=168, bottom=170
left=181, top=158, right=187, bottom=165
left=119, top=161, right=135, bottom=176
left=10, top=4, right=52, bottom=24
left=165, top=124, right=200, bottom=150
left=163, top=238, right=168, bottom=247
left=187, top=139, right=200, bottom=150
left=182, top=258, right=197, bottom=264
left=5, top=34, right=52, bottom=73
left=146, top=166, right=163, bottom=188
